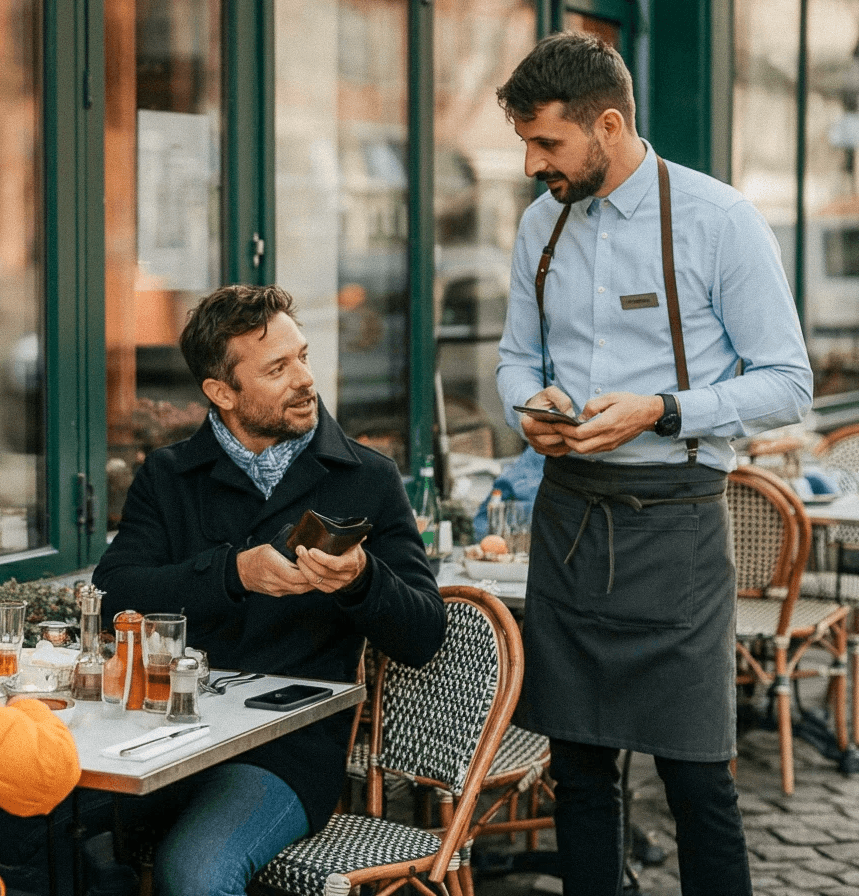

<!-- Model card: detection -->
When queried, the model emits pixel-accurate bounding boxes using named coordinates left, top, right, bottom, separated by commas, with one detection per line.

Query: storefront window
left=804, top=1, right=859, bottom=393
left=0, top=1, right=45, bottom=556
left=274, top=0, right=410, bottom=468
left=433, top=0, right=535, bottom=469
left=732, top=0, right=799, bottom=266
left=104, top=0, right=221, bottom=527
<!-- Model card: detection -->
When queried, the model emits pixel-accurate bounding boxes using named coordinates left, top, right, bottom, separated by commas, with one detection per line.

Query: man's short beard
left=233, top=393, right=317, bottom=444
left=541, top=133, right=610, bottom=205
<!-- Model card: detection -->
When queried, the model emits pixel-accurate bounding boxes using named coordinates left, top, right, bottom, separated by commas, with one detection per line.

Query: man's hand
left=236, top=541, right=368, bottom=597
left=564, top=392, right=664, bottom=454
left=293, top=542, right=368, bottom=593
left=519, top=390, right=664, bottom=456
left=518, top=387, right=584, bottom=457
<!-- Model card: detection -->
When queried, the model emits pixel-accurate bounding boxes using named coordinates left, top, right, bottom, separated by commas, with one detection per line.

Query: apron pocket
left=532, top=485, right=700, bottom=630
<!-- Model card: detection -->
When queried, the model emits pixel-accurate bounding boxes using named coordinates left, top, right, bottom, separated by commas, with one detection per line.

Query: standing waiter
left=495, top=31, right=812, bottom=896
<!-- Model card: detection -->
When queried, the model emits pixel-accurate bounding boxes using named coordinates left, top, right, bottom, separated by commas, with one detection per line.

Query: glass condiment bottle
left=413, top=454, right=441, bottom=558
left=71, top=585, right=105, bottom=701
left=166, top=656, right=201, bottom=724
left=102, top=610, right=145, bottom=710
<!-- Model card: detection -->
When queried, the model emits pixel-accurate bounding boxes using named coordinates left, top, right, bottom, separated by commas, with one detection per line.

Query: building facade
left=0, top=0, right=856, bottom=580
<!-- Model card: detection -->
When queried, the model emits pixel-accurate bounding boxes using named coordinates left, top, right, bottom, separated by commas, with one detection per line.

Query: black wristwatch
left=654, top=393, right=681, bottom=437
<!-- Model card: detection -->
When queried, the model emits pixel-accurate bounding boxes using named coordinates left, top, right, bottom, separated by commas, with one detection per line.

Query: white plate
left=463, top=558, right=529, bottom=582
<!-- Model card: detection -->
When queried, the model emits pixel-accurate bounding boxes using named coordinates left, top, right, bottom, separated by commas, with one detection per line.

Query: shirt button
left=597, top=286, right=605, bottom=293
left=598, top=339, right=606, bottom=346
left=595, top=387, right=603, bottom=394
left=601, top=200, right=609, bottom=208
left=601, top=232, right=608, bottom=239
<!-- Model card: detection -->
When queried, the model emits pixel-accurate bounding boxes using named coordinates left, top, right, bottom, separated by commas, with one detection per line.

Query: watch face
left=656, top=413, right=681, bottom=437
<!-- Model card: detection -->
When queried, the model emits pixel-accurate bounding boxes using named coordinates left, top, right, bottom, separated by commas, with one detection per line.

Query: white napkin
left=101, top=724, right=210, bottom=762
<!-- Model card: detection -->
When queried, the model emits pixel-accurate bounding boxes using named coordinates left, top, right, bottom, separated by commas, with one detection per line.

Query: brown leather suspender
left=656, top=156, right=698, bottom=463
left=533, top=154, right=698, bottom=464
left=534, top=202, right=571, bottom=389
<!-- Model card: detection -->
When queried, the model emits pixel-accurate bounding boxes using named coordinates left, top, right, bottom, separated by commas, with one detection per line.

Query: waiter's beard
left=538, top=133, right=610, bottom=205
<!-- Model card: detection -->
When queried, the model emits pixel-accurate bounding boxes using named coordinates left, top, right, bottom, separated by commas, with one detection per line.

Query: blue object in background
left=472, top=446, right=545, bottom=541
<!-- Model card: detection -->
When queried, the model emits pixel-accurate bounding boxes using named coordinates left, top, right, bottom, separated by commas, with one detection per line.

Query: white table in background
left=436, top=557, right=527, bottom=611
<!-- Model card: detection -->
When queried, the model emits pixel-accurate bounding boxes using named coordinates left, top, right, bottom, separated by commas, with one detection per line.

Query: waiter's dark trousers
left=549, top=739, right=752, bottom=896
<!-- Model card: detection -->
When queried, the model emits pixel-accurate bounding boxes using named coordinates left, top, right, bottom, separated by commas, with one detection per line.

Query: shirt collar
left=208, top=408, right=316, bottom=499
left=589, top=138, right=656, bottom=220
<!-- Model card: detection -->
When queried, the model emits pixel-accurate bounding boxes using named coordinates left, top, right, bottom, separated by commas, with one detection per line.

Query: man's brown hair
left=497, top=31, right=635, bottom=130
left=180, top=284, right=297, bottom=389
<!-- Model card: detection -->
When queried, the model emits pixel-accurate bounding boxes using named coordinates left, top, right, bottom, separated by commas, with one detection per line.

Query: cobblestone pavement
left=469, top=727, right=859, bottom=896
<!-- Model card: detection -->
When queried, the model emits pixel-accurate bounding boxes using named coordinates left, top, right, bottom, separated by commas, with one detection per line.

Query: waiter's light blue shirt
left=497, top=141, right=813, bottom=472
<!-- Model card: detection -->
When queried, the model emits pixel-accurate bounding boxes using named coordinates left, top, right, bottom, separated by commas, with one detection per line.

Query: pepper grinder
left=71, top=585, right=105, bottom=701
left=166, top=656, right=201, bottom=723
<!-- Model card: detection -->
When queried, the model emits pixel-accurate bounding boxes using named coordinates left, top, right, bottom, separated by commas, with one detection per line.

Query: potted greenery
left=0, top=578, right=82, bottom=648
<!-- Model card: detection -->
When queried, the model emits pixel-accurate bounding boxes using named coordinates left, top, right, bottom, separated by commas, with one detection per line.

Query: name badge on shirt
left=620, top=292, right=659, bottom=310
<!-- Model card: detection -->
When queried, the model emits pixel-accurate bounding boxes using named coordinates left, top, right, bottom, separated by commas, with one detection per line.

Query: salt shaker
left=166, top=656, right=201, bottom=723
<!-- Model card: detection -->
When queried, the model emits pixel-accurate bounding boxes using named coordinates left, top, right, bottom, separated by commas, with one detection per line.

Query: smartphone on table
left=513, top=405, right=583, bottom=426
left=244, top=684, right=334, bottom=712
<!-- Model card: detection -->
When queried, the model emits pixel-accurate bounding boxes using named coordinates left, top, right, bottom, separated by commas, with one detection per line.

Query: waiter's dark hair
left=180, top=284, right=298, bottom=389
left=497, top=31, right=635, bottom=130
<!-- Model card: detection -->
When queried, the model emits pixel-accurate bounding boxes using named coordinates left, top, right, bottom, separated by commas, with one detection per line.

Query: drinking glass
left=142, top=613, right=186, bottom=712
left=505, top=501, right=532, bottom=554
left=0, top=600, right=27, bottom=689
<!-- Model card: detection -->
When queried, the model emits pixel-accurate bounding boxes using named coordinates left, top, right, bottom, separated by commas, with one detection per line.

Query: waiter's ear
left=202, top=377, right=237, bottom=411
left=595, top=108, right=625, bottom=147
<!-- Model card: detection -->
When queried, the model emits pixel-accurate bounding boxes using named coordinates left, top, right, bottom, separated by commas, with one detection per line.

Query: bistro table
left=72, top=673, right=364, bottom=794
left=60, top=673, right=365, bottom=895
left=436, top=554, right=526, bottom=612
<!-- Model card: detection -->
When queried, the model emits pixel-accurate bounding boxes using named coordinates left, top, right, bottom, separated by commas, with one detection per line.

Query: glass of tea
left=141, top=613, right=186, bottom=713
left=0, top=600, right=27, bottom=689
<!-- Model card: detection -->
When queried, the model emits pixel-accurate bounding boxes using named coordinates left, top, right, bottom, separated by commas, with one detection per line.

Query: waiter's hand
left=237, top=541, right=368, bottom=596
left=518, top=387, right=583, bottom=457
left=563, top=391, right=664, bottom=454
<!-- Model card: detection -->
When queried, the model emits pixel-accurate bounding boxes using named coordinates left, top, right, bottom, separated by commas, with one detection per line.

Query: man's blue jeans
left=549, top=739, right=753, bottom=896
left=0, top=763, right=308, bottom=896
left=139, top=763, right=309, bottom=896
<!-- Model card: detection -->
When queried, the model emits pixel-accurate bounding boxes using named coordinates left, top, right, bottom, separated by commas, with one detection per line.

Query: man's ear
left=596, top=108, right=625, bottom=146
left=202, top=377, right=236, bottom=411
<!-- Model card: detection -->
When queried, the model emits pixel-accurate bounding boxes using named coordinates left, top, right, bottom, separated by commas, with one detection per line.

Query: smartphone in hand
left=244, top=684, right=334, bottom=712
left=513, top=405, right=583, bottom=426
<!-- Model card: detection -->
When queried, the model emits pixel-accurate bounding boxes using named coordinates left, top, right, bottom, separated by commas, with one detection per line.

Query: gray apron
left=517, top=455, right=736, bottom=762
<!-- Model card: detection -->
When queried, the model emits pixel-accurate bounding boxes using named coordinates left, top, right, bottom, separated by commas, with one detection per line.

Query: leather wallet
left=271, top=510, right=372, bottom=562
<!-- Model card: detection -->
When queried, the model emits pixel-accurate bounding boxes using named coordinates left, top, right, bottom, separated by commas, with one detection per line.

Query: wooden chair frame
left=250, top=586, right=524, bottom=896
left=730, top=465, right=850, bottom=794
left=806, top=424, right=859, bottom=747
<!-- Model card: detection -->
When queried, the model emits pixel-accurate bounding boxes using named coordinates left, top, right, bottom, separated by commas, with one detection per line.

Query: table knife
left=119, top=725, right=209, bottom=756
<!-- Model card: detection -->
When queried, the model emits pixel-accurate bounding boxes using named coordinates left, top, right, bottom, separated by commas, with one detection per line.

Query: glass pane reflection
left=104, top=1, right=221, bottom=528
left=274, top=1, right=410, bottom=470
left=0, top=1, right=46, bottom=556
left=433, top=0, right=535, bottom=464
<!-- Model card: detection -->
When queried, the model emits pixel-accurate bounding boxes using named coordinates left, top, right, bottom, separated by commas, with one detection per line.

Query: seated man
left=91, top=284, right=446, bottom=896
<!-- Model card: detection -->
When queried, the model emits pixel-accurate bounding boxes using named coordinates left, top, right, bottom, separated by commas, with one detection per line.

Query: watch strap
left=655, top=393, right=681, bottom=437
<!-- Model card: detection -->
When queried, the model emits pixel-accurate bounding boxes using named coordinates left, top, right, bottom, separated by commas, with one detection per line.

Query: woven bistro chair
left=248, top=586, right=524, bottom=896
left=801, top=424, right=859, bottom=746
left=729, top=465, right=850, bottom=794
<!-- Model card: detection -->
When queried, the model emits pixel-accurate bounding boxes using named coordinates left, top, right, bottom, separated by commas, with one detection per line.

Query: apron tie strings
left=562, top=489, right=723, bottom=594
left=564, top=492, right=644, bottom=594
